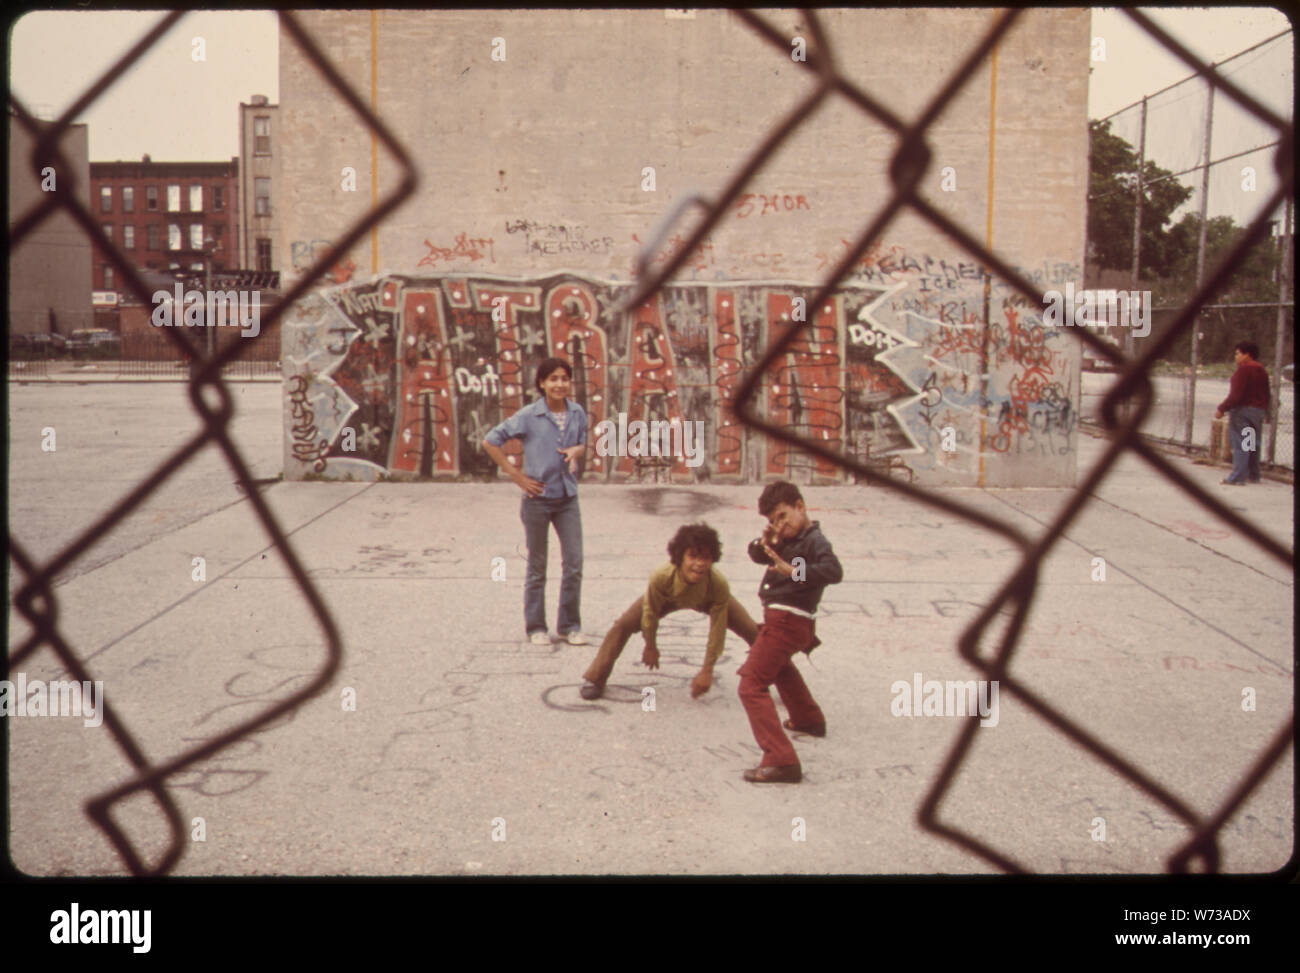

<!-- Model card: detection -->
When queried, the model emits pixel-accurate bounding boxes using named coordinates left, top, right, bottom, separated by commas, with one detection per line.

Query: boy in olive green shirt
left=579, top=523, right=758, bottom=700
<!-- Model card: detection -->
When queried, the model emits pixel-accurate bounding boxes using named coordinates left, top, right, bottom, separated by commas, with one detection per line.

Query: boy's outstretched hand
left=761, top=542, right=796, bottom=577
left=690, top=669, right=712, bottom=698
left=641, top=642, right=660, bottom=670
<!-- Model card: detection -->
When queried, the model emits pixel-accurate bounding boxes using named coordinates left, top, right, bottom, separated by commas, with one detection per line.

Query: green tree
left=1155, top=212, right=1291, bottom=364
left=1087, top=119, right=1194, bottom=278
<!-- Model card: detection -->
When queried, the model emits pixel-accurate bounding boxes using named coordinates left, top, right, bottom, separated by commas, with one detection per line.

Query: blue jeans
left=520, top=494, right=583, bottom=635
left=1227, top=406, right=1266, bottom=483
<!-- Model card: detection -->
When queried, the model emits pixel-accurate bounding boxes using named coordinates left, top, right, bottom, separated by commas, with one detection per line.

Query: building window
left=190, top=185, right=203, bottom=212
left=122, top=186, right=134, bottom=212
left=123, top=225, right=135, bottom=249
left=146, top=185, right=158, bottom=211
left=255, top=177, right=271, bottom=216
left=256, top=238, right=272, bottom=272
left=168, top=224, right=182, bottom=250
left=101, top=223, right=112, bottom=243
left=100, top=186, right=112, bottom=212
left=147, top=224, right=160, bottom=250
left=103, top=266, right=114, bottom=290
left=254, top=116, right=271, bottom=155
left=213, top=186, right=224, bottom=211
left=167, top=184, right=181, bottom=212
left=190, top=224, right=205, bottom=250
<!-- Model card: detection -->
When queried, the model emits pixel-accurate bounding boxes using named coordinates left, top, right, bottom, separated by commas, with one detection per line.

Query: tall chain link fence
left=8, top=331, right=279, bottom=380
left=8, top=10, right=414, bottom=875
left=1089, top=29, right=1293, bottom=470
left=7, top=8, right=1294, bottom=876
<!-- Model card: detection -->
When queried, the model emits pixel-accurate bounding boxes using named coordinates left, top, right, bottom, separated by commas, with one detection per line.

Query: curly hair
left=757, top=480, right=803, bottom=516
left=667, top=522, right=722, bottom=566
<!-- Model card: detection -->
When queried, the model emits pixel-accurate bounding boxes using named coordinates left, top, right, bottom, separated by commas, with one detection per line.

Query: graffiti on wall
left=282, top=265, right=1079, bottom=484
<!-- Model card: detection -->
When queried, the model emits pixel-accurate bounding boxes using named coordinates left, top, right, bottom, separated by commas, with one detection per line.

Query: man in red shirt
left=1214, top=341, right=1270, bottom=485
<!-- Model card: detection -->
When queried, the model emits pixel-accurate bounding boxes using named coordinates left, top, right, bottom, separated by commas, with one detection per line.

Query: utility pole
left=205, top=235, right=217, bottom=365
left=1268, top=197, right=1291, bottom=465
left=1187, top=73, right=1214, bottom=448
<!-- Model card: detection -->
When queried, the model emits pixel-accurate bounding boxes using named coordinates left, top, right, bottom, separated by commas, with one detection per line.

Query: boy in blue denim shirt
left=483, top=357, right=588, bottom=645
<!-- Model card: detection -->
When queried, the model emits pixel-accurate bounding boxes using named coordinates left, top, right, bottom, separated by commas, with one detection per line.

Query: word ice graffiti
left=1041, top=284, right=1150, bottom=338
left=151, top=284, right=261, bottom=338
left=50, top=903, right=151, bottom=953
left=889, top=672, right=999, bottom=727
left=594, top=413, right=705, bottom=468
left=0, top=674, right=104, bottom=727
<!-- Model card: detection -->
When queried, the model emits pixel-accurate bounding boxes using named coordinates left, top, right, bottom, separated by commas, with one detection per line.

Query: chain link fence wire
left=6, top=8, right=1293, bottom=876
left=626, top=8, right=1294, bottom=873
left=1089, top=29, right=1293, bottom=470
left=7, top=10, right=416, bottom=875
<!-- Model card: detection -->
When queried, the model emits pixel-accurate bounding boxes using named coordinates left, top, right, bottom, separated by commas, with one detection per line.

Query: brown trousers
left=582, top=595, right=760, bottom=687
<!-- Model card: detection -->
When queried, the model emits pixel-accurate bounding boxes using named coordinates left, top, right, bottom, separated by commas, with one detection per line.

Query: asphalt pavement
left=6, top=380, right=1293, bottom=876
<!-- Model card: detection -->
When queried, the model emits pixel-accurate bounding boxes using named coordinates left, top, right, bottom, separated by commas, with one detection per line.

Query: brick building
left=238, top=95, right=281, bottom=274
left=89, top=157, right=239, bottom=298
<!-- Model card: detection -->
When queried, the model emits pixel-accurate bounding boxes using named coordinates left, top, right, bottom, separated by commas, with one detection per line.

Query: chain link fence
left=8, top=9, right=415, bottom=875
left=623, top=7, right=1294, bottom=874
left=8, top=8, right=1294, bottom=876
left=7, top=333, right=280, bottom=380
left=1089, top=29, right=1293, bottom=470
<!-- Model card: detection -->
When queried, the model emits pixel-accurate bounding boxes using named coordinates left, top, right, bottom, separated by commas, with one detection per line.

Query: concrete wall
left=8, top=115, right=94, bottom=336
left=279, top=8, right=1090, bottom=485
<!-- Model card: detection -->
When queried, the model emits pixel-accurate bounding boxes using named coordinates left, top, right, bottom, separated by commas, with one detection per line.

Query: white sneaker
left=529, top=631, right=551, bottom=645
left=563, top=631, right=588, bottom=646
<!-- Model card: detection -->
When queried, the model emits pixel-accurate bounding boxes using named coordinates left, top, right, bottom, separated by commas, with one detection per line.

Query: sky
left=8, top=10, right=279, bottom=161
left=1088, top=7, right=1291, bottom=118
left=6, top=7, right=1293, bottom=224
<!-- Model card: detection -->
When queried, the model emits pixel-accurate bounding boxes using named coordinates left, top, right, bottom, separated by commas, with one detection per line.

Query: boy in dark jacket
left=739, top=481, right=842, bottom=783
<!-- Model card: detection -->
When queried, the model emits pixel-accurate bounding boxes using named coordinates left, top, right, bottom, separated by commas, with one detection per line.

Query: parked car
left=67, top=328, right=120, bottom=356
left=8, top=332, right=67, bottom=356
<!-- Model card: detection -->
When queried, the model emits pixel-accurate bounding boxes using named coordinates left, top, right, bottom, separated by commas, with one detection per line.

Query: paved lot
left=5, top=379, right=280, bottom=597
left=6, top=380, right=1293, bottom=876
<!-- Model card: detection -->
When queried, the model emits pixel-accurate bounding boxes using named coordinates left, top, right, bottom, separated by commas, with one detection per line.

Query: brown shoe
left=783, top=718, right=826, bottom=737
left=743, top=764, right=802, bottom=784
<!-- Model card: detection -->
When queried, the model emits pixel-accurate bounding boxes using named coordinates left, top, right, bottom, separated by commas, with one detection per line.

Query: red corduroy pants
left=737, top=608, right=824, bottom=768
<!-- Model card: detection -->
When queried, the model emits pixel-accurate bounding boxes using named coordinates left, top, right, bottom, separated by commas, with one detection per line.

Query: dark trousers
left=738, top=608, right=824, bottom=768
left=582, top=595, right=759, bottom=687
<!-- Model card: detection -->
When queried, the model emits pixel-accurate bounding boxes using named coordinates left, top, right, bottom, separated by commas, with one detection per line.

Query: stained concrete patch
left=621, top=487, right=730, bottom=517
